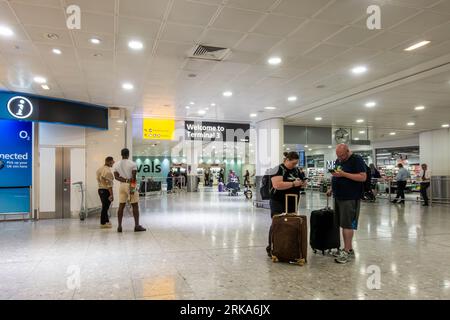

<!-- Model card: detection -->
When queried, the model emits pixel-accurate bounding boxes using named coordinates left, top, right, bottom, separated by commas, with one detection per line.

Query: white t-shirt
left=113, top=159, right=137, bottom=180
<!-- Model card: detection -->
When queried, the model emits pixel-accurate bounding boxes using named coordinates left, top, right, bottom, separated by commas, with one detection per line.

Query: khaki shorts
left=119, top=183, right=139, bottom=204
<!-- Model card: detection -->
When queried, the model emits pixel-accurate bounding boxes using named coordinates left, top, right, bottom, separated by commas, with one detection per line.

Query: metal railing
left=139, top=176, right=187, bottom=196
left=430, top=176, right=450, bottom=205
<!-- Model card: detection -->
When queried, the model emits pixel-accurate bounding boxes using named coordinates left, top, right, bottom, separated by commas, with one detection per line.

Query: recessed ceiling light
left=198, top=110, right=206, bottom=115
left=359, top=130, right=365, bottom=134
left=365, top=101, right=376, bottom=108
left=33, top=76, right=47, bottom=84
left=415, top=105, right=425, bottom=111
left=41, top=84, right=50, bottom=90
left=52, top=48, right=62, bottom=55
left=223, top=91, right=233, bottom=97
left=211, top=103, right=216, bottom=107
left=315, top=117, right=322, bottom=121
left=0, top=26, right=14, bottom=37
left=189, top=102, right=195, bottom=105
left=117, top=120, right=124, bottom=124
left=442, top=124, right=450, bottom=128
left=250, top=113, right=257, bottom=118
left=128, top=40, right=144, bottom=50
left=390, top=132, right=396, bottom=136
left=286, top=148, right=290, bottom=151
left=265, top=106, right=277, bottom=110
left=122, top=82, right=134, bottom=90
left=354, top=137, right=360, bottom=141
left=356, top=119, right=364, bottom=123
left=407, top=122, right=415, bottom=126
left=308, top=148, right=312, bottom=151
left=90, top=37, right=101, bottom=44
left=288, top=96, right=297, bottom=102
left=304, top=145, right=309, bottom=148
left=351, top=65, right=368, bottom=75
left=268, top=56, right=282, bottom=65
left=405, top=41, right=431, bottom=51
left=328, top=146, right=332, bottom=149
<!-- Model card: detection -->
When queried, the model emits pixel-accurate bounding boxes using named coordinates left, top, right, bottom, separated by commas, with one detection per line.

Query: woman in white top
left=420, top=163, right=431, bottom=206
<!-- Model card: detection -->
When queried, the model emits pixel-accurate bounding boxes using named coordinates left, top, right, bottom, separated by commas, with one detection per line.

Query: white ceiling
left=0, top=0, right=449, bottom=142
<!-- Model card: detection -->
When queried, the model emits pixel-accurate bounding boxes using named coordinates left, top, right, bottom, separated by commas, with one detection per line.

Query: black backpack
left=260, top=165, right=287, bottom=200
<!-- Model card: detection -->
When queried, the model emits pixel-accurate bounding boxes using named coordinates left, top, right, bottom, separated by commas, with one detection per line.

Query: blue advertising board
left=0, top=119, right=33, bottom=187
left=0, top=119, right=32, bottom=215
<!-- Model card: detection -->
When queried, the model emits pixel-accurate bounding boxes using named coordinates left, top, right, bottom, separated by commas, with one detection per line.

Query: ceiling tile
left=73, top=31, right=114, bottom=50
left=25, top=25, right=73, bottom=45
left=65, top=0, right=115, bottom=15
left=390, top=11, right=450, bottom=35
left=118, top=16, right=161, bottom=41
left=253, top=14, right=305, bottom=37
left=326, top=26, right=381, bottom=47
left=155, top=41, right=194, bottom=59
left=388, top=0, right=442, bottom=8
left=169, top=0, right=218, bottom=26
left=0, top=23, right=29, bottom=41
left=353, top=4, right=420, bottom=29
left=358, top=31, right=415, bottom=50
left=0, top=39, right=37, bottom=56
left=10, top=2, right=66, bottom=28
left=235, top=33, right=282, bottom=53
left=199, top=28, right=245, bottom=48
left=10, top=0, right=61, bottom=8
left=289, top=20, right=344, bottom=42
left=273, top=0, right=333, bottom=18
left=429, top=0, right=450, bottom=14
left=161, top=23, right=204, bottom=43
left=212, top=7, right=262, bottom=32
left=226, top=0, right=278, bottom=12
left=302, top=43, right=349, bottom=60
left=269, top=40, right=317, bottom=59
left=0, top=1, right=20, bottom=24
left=119, top=0, right=168, bottom=20
left=314, top=0, right=372, bottom=24
left=80, top=12, right=114, bottom=35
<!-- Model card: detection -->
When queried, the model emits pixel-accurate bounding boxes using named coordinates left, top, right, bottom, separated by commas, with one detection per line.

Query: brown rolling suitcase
left=270, top=194, right=308, bottom=266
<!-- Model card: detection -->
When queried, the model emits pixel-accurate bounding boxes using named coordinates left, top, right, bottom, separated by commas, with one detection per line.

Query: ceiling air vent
left=188, top=44, right=231, bottom=61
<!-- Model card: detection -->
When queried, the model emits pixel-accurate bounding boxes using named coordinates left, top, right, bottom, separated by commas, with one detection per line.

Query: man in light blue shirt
left=392, top=163, right=410, bottom=204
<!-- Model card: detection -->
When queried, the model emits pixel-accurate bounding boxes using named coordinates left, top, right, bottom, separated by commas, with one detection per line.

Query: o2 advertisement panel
left=0, top=119, right=33, bottom=187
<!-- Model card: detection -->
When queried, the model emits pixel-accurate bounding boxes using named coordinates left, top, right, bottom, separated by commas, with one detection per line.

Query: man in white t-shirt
left=113, top=148, right=146, bottom=233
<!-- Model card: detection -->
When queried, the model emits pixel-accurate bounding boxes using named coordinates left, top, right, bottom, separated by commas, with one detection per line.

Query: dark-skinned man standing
left=113, top=148, right=146, bottom=233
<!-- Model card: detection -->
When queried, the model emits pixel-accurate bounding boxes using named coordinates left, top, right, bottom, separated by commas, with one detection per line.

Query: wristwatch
left=292, top=181, right=295, bottom=187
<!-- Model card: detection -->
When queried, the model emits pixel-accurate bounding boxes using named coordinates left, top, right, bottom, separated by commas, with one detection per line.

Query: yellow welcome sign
left=143, top=119, right=175, bottom=140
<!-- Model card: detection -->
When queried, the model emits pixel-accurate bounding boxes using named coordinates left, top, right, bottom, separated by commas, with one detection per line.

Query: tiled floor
left=1, top=190, right=450, bottom=300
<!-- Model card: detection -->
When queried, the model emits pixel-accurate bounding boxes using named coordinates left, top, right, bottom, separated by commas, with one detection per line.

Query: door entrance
left=55, top=147, right=71, bottom=219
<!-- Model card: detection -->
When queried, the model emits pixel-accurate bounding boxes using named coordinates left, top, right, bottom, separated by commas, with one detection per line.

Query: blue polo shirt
left=332, top=154, right=366, bottom=200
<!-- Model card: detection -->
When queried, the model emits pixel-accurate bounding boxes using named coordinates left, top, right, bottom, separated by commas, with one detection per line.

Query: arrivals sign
left=185, top=121, right=250, bottom=141
left=0, top=119, right=32, bottom=187
left=143, top=119, right=176, bottom=140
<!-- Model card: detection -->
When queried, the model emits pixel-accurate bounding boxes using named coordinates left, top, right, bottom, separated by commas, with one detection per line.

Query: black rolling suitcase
left=310, top=197, right=340, bottom=255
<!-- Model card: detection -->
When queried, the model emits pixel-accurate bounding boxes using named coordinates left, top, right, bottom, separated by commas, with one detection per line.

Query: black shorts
left=335, top=199, right=361, bottom=230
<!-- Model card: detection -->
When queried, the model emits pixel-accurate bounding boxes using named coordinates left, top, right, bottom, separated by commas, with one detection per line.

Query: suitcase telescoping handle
left=285, top=194, right=299, bottom=214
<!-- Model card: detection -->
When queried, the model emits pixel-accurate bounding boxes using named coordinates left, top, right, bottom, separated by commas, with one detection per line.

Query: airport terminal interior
left=1, top=0, right=450, bottom=300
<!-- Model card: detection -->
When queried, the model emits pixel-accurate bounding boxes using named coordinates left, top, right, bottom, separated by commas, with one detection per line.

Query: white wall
left=39, top=147, right=55, bottom=212
left=420, top=129, right=450, bottom=176
left=86, top=113, right=126, bottom=209
left=39, top=123, right=85, bottom=146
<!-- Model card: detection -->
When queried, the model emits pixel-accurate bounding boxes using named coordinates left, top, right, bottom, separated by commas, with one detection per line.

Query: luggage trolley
left=72, top=181, right=87, bottom=221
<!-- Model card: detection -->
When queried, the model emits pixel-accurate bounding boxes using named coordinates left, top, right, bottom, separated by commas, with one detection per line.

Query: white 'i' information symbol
left=17, top=99, right=25, bottom=116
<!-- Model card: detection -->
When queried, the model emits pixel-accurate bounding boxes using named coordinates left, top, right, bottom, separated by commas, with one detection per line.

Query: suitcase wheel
left=271, top=256, right=279, bottom=263
left=322, top=250, right=325, bottom=256
left=313, top=249, right=317, bottom=254
left=295, top=258, right=306, bottom=266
